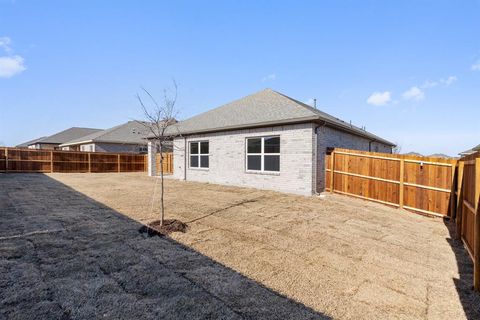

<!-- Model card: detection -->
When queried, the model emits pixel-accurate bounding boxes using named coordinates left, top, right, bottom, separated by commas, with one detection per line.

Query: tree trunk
left=159, top=142, right=165, bottom=226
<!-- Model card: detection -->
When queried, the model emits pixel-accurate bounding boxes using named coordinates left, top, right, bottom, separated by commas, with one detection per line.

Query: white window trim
left=189, top=140, right=210, bottom=170
left=245, top=136, right=280, bottom=173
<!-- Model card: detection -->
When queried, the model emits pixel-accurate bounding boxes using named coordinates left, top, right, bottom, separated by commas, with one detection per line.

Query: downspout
left=368, top=139, right=376, bottom=152
left=183, top=136, right=187, bottom=181
left=314, top=121, right=327, bottom=194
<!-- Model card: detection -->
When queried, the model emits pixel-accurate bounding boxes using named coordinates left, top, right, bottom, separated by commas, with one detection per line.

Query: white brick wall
left=171, top=123, right=316, bottom=196
left=315, top=126, right=392, bottom=192
left=148, top=122, right=392, bottom=196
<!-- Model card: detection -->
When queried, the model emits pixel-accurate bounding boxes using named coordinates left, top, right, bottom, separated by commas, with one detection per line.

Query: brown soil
left=46, top=172, right=477, bottom=320
left=141, top=219, right=188, bottom=236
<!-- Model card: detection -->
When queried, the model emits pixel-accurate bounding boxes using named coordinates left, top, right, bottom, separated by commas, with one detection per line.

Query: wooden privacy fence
left=155, top=153, right=174, bottom=175
left=455, top=151, right=480, bottom=290
left=325, top=148, right=457, bottom=217
left=0, top=147, right=147, bottom=173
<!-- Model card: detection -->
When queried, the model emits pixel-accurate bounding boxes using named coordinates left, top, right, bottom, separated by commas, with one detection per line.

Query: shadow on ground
left=443, top=219, right=480, bottom=319
left=0, top=174, right=331, bottom=320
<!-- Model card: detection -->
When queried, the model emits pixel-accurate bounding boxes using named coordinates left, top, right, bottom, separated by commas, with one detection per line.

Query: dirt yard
left=1, top=173, right=478, bottom=319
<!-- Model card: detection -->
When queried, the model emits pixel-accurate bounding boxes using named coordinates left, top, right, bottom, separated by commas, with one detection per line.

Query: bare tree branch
left=137, top=80, right=181, bottom=226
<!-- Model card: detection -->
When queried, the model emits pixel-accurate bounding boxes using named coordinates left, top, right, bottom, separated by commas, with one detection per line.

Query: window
left=189, top=141, right=209, bottom=168
left=246, top=136, right=280, bottom=172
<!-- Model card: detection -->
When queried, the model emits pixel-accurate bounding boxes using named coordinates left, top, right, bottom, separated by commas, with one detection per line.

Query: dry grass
left=49, top=172, right=475, bottom=320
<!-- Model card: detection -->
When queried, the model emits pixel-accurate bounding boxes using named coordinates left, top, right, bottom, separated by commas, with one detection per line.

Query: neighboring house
left=147, top=89, right=395, bottom=195
left=16, top=136, right=47, bottom=148
left=404, top=152, right=423, bottom=157
left=59, top=121, right=152, bottom=153
left=459, top=144, right=480, bottom=157
left=17, top=127, right=102, bottom=150
left=428, top=153, right=452, bottom=158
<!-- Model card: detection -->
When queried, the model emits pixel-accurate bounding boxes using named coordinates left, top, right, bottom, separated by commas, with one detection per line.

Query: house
left=59, top=121, right=152, bottom=153
left=16, top=136, right=47, bottom=148
left=17, top=127, right=102, bottom=150
left=459, top=144, right=480, bottom=157
left=147, top=89, right=395, bottom=195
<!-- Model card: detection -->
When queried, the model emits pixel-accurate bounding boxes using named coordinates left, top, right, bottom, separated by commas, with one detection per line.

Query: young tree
left=136, top=82, right=179, bottom=226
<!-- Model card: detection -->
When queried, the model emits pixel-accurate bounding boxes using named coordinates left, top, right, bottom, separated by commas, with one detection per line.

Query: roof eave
left=147, top=115, right=395, bottom=146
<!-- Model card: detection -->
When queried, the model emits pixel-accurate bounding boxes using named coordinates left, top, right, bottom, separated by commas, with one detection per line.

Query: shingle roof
left=162, top=89, right=395, bottom=146
left=16, top=136, right=47, bottom=148
left=36, top=127, right=102, bottom=144
left=459, top=144, right=480, bottom=156
left=60, top=121, right=151, bottom=147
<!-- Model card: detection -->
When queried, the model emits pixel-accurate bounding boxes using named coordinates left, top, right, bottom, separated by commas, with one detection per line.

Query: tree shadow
left=0, top=174, right=331, bottom=320
left=443, top=218, right=480, bottom=319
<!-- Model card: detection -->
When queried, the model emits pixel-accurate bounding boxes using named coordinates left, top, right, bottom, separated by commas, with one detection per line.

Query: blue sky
left=0, top=0, right=479, bottom=156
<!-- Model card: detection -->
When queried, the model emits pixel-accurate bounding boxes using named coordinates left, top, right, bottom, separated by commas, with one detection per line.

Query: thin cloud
left=0, top=56, right=26, bottom=78
left=261, top=73, right=276, bottom=82
left=0, top=36, right=26, bottom=78
left=472, top=60, right=480, bottom=71
left=402, top=86, right=425, bottom=101
left=366, top=91, right=391, bottom=106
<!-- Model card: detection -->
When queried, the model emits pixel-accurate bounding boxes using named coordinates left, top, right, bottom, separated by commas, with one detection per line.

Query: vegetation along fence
left=0, top=147, right=147, bottom=173
left=155, top=153, right=174, bottom=175
left=325, top=148, right=457, bottom=217
left=454, top=151, right=480, bottom=290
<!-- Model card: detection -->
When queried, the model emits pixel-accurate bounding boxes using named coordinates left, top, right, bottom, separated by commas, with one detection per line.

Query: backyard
left=0, top=173, right=478, bottom=319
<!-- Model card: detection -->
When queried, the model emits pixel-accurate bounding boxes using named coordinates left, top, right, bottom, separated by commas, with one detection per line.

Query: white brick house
left=148, top=89, right=394, bottom=196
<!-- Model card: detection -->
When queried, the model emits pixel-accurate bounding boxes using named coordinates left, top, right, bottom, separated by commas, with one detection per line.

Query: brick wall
left=315, top=126, right=393, bottom=192
left=171, top=123, right=316, bottom=196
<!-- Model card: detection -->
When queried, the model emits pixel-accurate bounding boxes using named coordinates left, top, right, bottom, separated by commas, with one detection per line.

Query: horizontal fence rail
left=155, top=153, right=174, bottom=175
left=0, top=147, right=147, bottom=173
left=325, top=148, right=457, bottom=218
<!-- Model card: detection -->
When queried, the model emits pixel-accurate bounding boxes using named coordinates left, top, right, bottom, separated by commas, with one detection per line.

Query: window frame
left=245, top=136, right=280, bottom=173
left=189, top=140, right=210, bottom=169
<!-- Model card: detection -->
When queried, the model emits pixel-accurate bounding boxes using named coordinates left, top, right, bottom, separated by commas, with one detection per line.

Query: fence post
left=4, top=148, right=7, bottom=174
left=450, top=164, right=457, bottom=219
left=399, top=159, right=405, bottom=209
left=456, top=161, right=465, bottom=240
left=117, top=154, right=121, bottom=173
left=330, top=151, right=335, bottom=192
left=474, top=158, right=480, bottom=291
left=88, top=153, right=91, bottom=173
left=50, top=151, right=53, bottom=173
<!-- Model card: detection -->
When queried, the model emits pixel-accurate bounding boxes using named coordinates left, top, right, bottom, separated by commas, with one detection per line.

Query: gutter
left=147, top=116, right=395, bottom=147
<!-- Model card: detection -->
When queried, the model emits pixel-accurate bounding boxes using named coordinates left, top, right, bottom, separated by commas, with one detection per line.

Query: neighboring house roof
left=459, top=144, right=480, bottom=156
left=404, top=152, right=423, bottom=156
left=160, top=89, right=395, bottom=146
left=428, top=153, right=451, bottom=158
left=36, top=127, right=102, bottom=145
left=16, top=136, right=47, bottom=148
left=60, top=121, right=151, bottom=147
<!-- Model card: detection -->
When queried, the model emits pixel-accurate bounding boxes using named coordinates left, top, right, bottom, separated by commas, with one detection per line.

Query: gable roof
left=16, top=136, right=48, bottom=148
left=163, top=89, right=395, bottom=146
left=36, top=127, right=102, bottom=145
left=59, top=121, right=151, bottom=147
left=459, top=144, right=480, bottom=156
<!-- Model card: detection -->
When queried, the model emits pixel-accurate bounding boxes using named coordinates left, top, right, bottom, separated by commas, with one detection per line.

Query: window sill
left=189, top=167, right=210, bottom=171
left=245, top=170, right=280, bottom=176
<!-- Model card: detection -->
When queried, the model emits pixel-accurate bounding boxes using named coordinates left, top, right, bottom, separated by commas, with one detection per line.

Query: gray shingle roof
left=163, top=89, right=395, bottom=146
left=60, top=121, right=151, bottom=146
left=37, top=127, right=102, bottom=144
left=459, top=144, right=480, bottom=156
left=16, top=136, right=47, bottom=148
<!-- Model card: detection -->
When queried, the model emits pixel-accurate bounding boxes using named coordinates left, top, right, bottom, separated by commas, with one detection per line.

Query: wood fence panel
left=155, top=153, right=174, bottom=175
left=0, top=148, right=5, bottom=171
left=327, top=148, right=456, bottom=217
left=0, top=147, right=147, bottom=174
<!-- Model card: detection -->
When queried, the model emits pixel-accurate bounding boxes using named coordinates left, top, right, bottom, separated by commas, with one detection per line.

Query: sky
left=0, top=0, right=479, bottom=156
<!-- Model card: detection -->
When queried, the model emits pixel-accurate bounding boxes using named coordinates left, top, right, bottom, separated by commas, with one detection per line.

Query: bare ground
left=1, top=173, right=479, bottom=319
